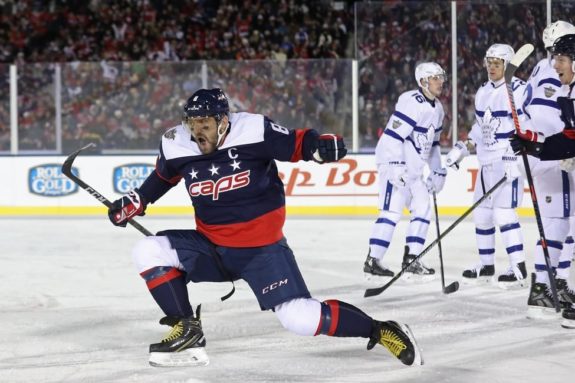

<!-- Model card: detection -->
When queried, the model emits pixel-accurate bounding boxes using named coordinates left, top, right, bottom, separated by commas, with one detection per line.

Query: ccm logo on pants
left=262, top=279, right=289, bottom=294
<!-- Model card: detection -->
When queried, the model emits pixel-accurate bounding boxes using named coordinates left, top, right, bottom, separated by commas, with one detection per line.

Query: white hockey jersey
left=468, top=77, right=526, bottom=165
left=375, top=88, right=444, bottom=178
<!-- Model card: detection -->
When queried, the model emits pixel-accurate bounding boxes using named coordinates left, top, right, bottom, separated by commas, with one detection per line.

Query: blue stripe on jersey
left=495, top=131, right=514, bottom=139
left=559, top=260, right=571, bottom=268
left=538, top=78, right=562, bottom=87
left=383, top=181, right=393, bottom=210
left=406, top=136, right=421, bottom=153
left=432, top=141, right=440, bottom=147
left=531, top=98, right=560, bottom=109
left=476, top=110, right=509, bottom=118
left=392, top=111, right=417, bottom=127
left=384, top=128, right=404, bottom=142
left=563, top=170, right=570, bottom=218
left=511, top=178, right=518, bottom=208
left=413, top=126, right=428, bottom=133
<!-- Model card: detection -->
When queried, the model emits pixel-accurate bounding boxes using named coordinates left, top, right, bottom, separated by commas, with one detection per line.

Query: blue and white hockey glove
left=387, top=161, right=408, bottom=188
left=425, top=168, right=447, bottom=193
left=108, top=190, right=147, bottom=227
left=312, top=134, right=347, bottom=163
left=445, top=141, right=470, bottom=169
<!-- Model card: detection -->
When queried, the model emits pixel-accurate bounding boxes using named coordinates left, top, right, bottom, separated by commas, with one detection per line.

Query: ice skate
left=364, top=252, right=394, bottom=280
left=526, top=274, right=560, bottom=320
left=497, top=262, right=527, bottom=289
left=367, top=320, right=423, bottom=366
left=556, top=278, right=575, bottom=308
left=461, top=263, right=495, bottom=284
left=402, top=247, right=435, bottom=283
left=149, top=306, right=209, bottom=367
left=561, top=305, right=575, bottom=329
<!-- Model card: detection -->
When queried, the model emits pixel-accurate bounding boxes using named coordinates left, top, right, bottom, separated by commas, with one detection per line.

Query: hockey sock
left=474, top=207, right=495, bottom=265
left=405, top=216, right=430, bottom=255
left=315, top=300, right=372, bottom=338
left=369, top=211, right=400, bottom=259
left=499, top=222, right=524, bottom=265
left=140, top=266, right=193, bottom=318
left=558, top=236, right=573, bottom=280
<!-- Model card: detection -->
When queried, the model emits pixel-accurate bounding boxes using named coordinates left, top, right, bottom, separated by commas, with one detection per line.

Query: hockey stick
left=433, top=192, right=459, bottom=294
left=364, top=176, right=507, bottom=298
left=504, top=44, right=560, bottom=312
left=61, top=143, right=153, bottom=237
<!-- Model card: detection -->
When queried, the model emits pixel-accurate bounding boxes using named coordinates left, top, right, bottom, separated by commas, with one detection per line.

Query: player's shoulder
left=219, top=112, right=266, bottom=149
left=161, top=123, right=202, bottom=159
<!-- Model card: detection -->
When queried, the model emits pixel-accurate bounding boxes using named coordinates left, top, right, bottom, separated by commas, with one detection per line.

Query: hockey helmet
left=184, top=88, right=229, bottom=119
left=550, top=33, right=575, bottom=72
left=414, top=62, right=446, bottom=88
left=484, top=43, right=514, bottom=68
left=543, top=20, right=575, bottom=50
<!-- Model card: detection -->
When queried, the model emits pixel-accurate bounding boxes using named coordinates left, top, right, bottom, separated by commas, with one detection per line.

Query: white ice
left=1, top=216, right=574, bottom=383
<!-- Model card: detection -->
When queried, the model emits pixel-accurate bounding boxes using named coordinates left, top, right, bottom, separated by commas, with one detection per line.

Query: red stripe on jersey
left=143, top=268, right=183, bottom=290
left=155, top=167, right=182, bottom=185
left=196, top=207, right=285, bottom=247
left=290, top=129, right=309, bottom=162
left=563, top=129, right=575, bottom=140
left=325, top=300, right=340, bottom=336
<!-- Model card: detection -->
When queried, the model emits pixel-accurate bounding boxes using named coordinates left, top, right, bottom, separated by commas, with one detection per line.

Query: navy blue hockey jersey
left=153, top=112, right=310, bottom=247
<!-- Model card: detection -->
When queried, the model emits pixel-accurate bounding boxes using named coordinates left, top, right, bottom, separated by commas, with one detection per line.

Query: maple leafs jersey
left=468, top=77, right=526, bottom=165
left=375, top=88, right=444, bottom=176
left=146, top=112, right=312, bottom=248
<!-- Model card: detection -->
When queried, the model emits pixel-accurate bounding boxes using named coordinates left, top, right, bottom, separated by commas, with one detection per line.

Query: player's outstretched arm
left=307, top=131, right=348, bottom=163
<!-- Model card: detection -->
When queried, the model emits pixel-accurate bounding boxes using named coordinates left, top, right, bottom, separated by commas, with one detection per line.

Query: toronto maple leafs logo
left=416, top=124, right=435, bottom=157
left=480, top=108, right=500, bottom=147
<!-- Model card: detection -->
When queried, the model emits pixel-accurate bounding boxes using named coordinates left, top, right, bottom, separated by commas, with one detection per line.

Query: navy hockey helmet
left=551, top=33, right=575, bottom=72
left=183, top=88, right=229, bottom=119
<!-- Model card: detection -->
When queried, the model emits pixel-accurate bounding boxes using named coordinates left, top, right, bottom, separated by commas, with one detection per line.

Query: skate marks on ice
left=0, top=217, right=574, bottom=383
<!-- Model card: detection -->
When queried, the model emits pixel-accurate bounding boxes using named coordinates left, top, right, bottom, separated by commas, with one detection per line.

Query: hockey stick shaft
left=504, top=44, right=560, bottom=312
left=61, top=143, right=153, bottom=237
left=433, top=192, right=446, bottom=289
left=364, top=176, right=507, bottom=298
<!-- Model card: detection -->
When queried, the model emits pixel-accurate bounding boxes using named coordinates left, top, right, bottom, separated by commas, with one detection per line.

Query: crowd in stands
left=0, top=0, right=570, bottom=153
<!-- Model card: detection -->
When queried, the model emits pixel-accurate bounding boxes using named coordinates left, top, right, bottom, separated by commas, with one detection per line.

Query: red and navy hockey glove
left=108, top=190, right=147, bottom=227
left=312, top=134, right=347, bottom=163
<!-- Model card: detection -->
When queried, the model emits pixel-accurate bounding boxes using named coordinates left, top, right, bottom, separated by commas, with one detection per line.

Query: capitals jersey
left=469, top=77, right=526, bottom=165
left=375, top=88, right=444, bottom=176
left=148, top=112, right=312, bottom=248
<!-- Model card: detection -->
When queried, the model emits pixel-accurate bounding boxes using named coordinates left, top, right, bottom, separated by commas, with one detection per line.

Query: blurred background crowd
left=0, top=0, right=572, bottom=153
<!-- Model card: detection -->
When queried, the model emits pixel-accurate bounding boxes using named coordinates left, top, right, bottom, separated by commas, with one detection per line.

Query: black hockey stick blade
left=504, top=43, right=534, bottom=82
left=443, top=281, right=459, bottom=294
left=61, top=143, right=153, bottom=236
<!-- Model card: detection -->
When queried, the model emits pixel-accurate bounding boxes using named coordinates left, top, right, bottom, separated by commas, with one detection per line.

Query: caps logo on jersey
left=28, top=164, right=78, bottom=196
left=113, top=164, right=155, bottom=193
left=189, top=170, right=251, bottom=200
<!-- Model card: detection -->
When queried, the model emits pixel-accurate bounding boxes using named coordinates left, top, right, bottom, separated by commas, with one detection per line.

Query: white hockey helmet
left=543, top=20, right=575, bottom=49
left=414, top=62, right=446, bottom=88
left=484, top=43, right=514, bottom=68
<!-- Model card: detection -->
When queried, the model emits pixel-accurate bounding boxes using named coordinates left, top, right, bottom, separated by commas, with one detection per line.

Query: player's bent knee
left=131, top=236, right=178, bottom=273
left=493, top=207, right=519, bottom=226
left=274, top=297, right=321, bottom=336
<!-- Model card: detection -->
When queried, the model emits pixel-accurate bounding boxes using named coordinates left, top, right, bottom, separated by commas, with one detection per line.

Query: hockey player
left=510, top=34, right=575, bottom=328
left=108, top=88, right=424, bottom=367
left=445, top=43, right=527, bottom=288
left=363, top=62, right=447, bottom=281
left=518, top=21, right=575, bottom=319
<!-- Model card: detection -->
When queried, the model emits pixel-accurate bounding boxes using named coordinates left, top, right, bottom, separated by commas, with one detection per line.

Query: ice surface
left=0, top=217, right=574, bottom=382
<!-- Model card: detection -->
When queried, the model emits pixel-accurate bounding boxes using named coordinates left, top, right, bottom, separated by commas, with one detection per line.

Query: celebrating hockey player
left=517, top=21, right=575, bottom=319
left=445, top=43, right=527, bottom=288
left=107, top=88, right=423, bottom=367
left=363, top=62, right=447, bottom=281
left=511, top=33, right=575, bottom=329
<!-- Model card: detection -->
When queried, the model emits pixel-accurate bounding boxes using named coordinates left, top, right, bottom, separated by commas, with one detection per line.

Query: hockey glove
left=108, top=190, right=147, bottom=227
left=502, top=154, right=521, bottom=182
left=445, top=140, right=470, bottom=169
left=388, top=161, right=408, bottom=188
left=510, top=129, right=544, bottom=157
left=425, top=168, right=447, bottom=193
left=312, top=134, right=347, bottom=163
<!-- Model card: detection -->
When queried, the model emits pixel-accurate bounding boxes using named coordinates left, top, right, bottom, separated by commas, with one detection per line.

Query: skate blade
left=149, top=347, right=210, bottom=367
left=461, top=276, right=493, bottom=286
left=402, top=273, right=435, bottom=283
left=526, top=306, right=560, bottom=320
left=560, top=318, right=575, bottom=329
left=497, top=279, right=527, bottom=290
left=397, top=323, right=424, bottom=366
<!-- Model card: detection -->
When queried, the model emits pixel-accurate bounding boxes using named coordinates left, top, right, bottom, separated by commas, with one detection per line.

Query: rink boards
left=0, top=154, right=535, bottom=216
